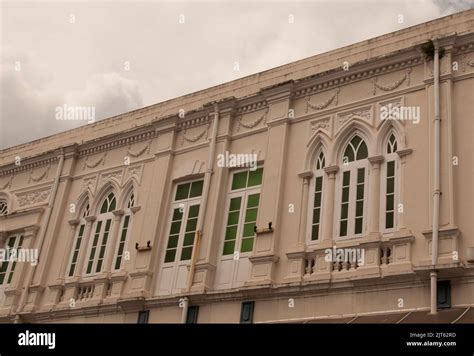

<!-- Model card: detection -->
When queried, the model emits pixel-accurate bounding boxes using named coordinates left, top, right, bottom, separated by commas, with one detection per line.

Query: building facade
left=0, top=11, right=473, bottom=323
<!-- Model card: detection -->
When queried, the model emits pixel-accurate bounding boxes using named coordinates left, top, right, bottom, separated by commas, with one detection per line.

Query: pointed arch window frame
left=85, top=191, right=117, bottom=275
left=0, top=199, right=8, bottom=216
left=381, top=132, right=400, bottom=232
left=336, top=134, right=369, bottom=239
left=113, top=189, right=135, bottom=271
left=66, top=200, right=90, bottom=278
left=307, top=149, right=326, bottom=243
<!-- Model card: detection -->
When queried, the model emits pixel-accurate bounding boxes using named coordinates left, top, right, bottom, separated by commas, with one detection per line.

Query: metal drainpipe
left=14, top=149, right=65, bottom=323
left=430, top=39, right=441, bottom=315
left=181, top=103, right=219, bottom=323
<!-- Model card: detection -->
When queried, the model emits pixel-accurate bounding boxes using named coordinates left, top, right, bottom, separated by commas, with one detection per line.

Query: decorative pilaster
left=246, top=81, right=293, bottom=287
left=74, top=216, right=96, bottom=277
left=321, top=165, right=339, bottom=242
left=103, top=209, right=124, bottom=273
left=297, top=171, right=313, bottom=245
left=368, top=155, right=384, bottom=238
left=396, top=148, right=413, bottom=230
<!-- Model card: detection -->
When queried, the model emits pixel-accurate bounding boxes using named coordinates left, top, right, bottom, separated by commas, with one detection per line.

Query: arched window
left=0, top=234, right=24, bottom=286
left=309, top=151, right=325, bottom=241
left=67, top=201, right=89, bottom=277
left=85, top=192, right=116, bottom=274
left=383, top=133, right=398, bottom=230
left=338, top=135, right=369, bottom=237
left=0, top=199, right=7, bottom=216
left=114, top=191, right=134, bottom=270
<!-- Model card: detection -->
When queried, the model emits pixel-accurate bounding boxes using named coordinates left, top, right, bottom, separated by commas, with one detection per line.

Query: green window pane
left=240, top=238, right=254, bottom=253
left=165, top=249, right=176, bottom=263
left=387, top=178, right=395, bottom=194
left=114, top=259, right=121, bottom=271
left=314, top=192, right=322, bottom=207
left=229, top=197, right=242, bottom=211
left=94, top=221, right=102, bottom=235
left=72, top=251, right=79, bottom=262
left=386, top=195, right=394, bottom=211
left=247, top=194, right=260, bottom=208
left=355, top=218, right=363, bottom=234
left=190, top=180, right=204, bottom=198
left=357, top=184, right=364, bottom=200
left=170, top=221, right=182, bottom=235
left=343, top=171, right=350, bottom=186
left=248, top=168, right=263, bottom=187
left=100, top=200, right=108, bottom=214
left=242, top=223, right=255, bottom=237
left=232, top=172, right=247, bottom=190
left=185, top=218, right=197, bottom=232
left=123, top=215, right=130, bottom=229
left=96, top=260, right=103, bottom=272
left=109, top=196, right=116, bottom=212
left=387, top=161, right=395, bottom=177
left=311, top=225, right=320, bottom=240
left=342, top=187, right=350, bottom=202
left=0, top=262, right=7, bottom=273
left=343, top=146, right=354, bottom=163
left=86, top=261, right=93, bottom=274
left=356, top=141, right=368, bottom=160
left=188, top=205, right=200, bottom=218
left=68, top=265, right=75, bottom=277
left=183, top=232, right=195, bottom=246
left=315, top=176, right=323, bottom=191
left=98, top=246, right=106, bottom=259
left=225, top=226, right=237, bottom=240
left=339, top=221, right=347, bottom=237
left=313, top=208, right=320, bottom=224
left=167, top=235, right=179, bottom=249
left=227, top=211, right=240, bottom=226
left=180, top=247, right=193, bottom=261
left=223, top=241, right=235, bottom=255
left=357, top=168, right=365, bottom=183
left=172, top=208, right=183, bottom=221
left=356, top=201, right=364, bottom=217
left=74, top=237, right=82, bottom=250
left=386, top=212, right=394, bottom=229
left=341, top=203, right=349, bottom=219
left=244, top=208, right=258, bottom=223
left=351, top=135, right=361, bottom=147
left=117, top=243, right=125, bottom=257
left=175, top=183, right=190, bottom=201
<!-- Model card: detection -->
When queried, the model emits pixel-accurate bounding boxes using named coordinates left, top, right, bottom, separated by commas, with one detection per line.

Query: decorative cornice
left=235, top=99, right=267, bottom=115
left=294, top=53, right=422, bottom=99
left=78, top=129, right=157, bottom=157
left=176, top=114, right=212, bottom=131
left=0, top=156, right=58, bottom=177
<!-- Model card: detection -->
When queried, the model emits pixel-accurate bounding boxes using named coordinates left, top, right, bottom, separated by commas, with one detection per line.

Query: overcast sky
left=0, top=0, right=473, bottom=150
